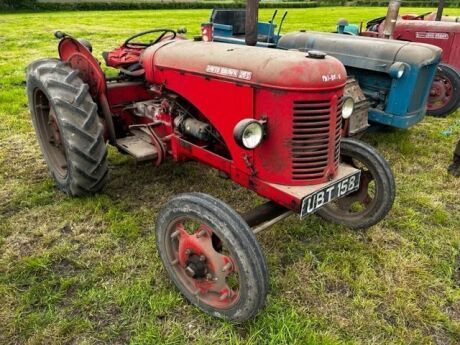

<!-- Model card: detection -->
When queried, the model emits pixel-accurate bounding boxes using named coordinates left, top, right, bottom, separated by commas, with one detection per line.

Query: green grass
left=1, top=6, right=460, bottom=345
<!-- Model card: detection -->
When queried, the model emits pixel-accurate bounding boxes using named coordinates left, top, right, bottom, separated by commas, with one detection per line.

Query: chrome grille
left=291, top=98, right=342, bottom=180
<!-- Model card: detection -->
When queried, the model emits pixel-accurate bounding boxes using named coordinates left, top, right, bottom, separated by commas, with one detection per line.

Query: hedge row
left=324, top=0, right=460, bottom=5
left=0, top=1, right=318, bottom=12
left=2, top=0, right=460, bottom=11
left=361, top=1, right=459, bottom=5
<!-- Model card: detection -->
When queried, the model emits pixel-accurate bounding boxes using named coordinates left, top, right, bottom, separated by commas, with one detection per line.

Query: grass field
left=1, top=6, right=460, bottom=345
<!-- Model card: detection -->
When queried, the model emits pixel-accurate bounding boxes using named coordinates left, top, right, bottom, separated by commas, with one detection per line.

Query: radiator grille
left=291, top=98, right=342, bottom=180
left=408, top=64, right=434, bottom=113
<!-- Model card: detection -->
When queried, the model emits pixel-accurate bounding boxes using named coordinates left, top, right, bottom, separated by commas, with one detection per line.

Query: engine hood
left=394, top=19, right=460, bottom=34
left=278, top=31, right=442, bottom=73
left=141, top=40, right=346, bottom=91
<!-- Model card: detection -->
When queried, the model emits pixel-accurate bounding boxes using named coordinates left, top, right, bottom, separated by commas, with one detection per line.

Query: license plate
left=300, top=170, right=361, bottom=219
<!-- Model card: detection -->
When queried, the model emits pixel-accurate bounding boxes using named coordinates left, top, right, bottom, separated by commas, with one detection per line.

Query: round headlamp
left=389, top=62, right=406, bottom=79
left=234, top=119, right=264, bottom=149
left=342, top=97, right=355, bottom=119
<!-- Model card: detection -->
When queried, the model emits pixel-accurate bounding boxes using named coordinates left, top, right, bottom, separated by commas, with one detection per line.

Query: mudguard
left=58, top=35, right=106, bottom=99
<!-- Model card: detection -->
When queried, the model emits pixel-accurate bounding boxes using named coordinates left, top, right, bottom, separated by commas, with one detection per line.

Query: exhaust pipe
left=245, top=0, right=259, bottom=46
left=382, top=0, right=401, bottom=38
left=436, top=0, right=444, bottom=21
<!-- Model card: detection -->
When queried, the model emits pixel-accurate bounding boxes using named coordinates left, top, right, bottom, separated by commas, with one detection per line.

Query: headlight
left=234, top=119, right=264, bottom=149
left=389, top=62, right=406, bottom=79
left=342, top=97, right=355, bottom=119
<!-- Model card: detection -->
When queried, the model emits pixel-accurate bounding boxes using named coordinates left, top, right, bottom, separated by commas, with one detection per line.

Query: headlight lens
left=342, top=97, right=355, bottom=119
left=234, top=119, right=264, bottom=149
left=389, top=62, right=406, bottom=79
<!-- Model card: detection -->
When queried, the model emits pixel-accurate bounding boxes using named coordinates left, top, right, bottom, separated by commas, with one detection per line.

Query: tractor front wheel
left=156, top=193, right=268, bottom=322
left=26, top=59, right=108, bottom=196
left=427, top=63, right=460, bottom=117
left=316, top=138, right=395, bottom=229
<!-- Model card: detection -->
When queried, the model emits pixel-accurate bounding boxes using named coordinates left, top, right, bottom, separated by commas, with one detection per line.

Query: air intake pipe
left=436, top=0, right=444, bottom=21
left=245, top=0, right=259, bottom=46
left=382, top=0, right=401, bottom=38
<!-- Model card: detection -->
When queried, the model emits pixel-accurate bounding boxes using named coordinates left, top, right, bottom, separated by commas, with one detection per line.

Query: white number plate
left=300, top=171, right=361, bottom=219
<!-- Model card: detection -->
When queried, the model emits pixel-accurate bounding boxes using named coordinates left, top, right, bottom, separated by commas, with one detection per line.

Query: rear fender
left=58, top=36, right=106, bottom=99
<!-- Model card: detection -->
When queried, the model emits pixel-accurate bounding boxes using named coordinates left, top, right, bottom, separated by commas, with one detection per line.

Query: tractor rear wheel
left=316, top=138, right=395, bottom=229
left=156, top=193, right=268, bottom=322
left=427, top=63, right=460, bottom=117
left=26, top=59, right=108, bottom=196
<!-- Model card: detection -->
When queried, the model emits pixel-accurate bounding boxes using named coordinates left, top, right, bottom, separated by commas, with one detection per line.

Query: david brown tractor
left=338, top=0, right=460, bottom=117
left=26, top=28, right=395, bottom=321
left=207, top=0, right=443, bottom=134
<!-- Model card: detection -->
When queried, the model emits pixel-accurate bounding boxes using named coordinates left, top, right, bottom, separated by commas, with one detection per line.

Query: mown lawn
left=1, top=6, right=460, bottom=345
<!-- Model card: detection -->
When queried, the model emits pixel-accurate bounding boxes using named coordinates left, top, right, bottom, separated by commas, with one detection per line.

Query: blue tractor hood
left=277, top=31, right=442, bottom=73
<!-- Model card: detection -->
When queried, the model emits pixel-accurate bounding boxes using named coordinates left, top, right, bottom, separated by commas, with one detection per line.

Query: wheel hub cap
left=428, top=75, right=453, bottom=110
left=168, top=222, right=239, bottom=308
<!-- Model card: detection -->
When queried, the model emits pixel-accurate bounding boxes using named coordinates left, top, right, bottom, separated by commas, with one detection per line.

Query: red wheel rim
left=165, top=218, right=240, bottom=310
left=428, top=74, right=453, bottom=111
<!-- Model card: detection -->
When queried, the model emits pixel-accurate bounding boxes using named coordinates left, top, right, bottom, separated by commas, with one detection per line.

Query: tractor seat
left=211, top=9, right=247, bottom=35
left=211, top=9, right=277, bottom=45
left=102, top=49, right=145, bottom=77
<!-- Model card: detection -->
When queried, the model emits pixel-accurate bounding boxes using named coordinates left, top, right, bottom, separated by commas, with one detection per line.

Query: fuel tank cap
left=306, top=50, right=327, bottom=59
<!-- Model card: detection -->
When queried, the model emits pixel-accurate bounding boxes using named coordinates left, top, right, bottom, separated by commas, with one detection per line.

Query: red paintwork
left=201, top=23, right=214, bottom=42
left=428, top=74, right=454, bottom=111
left=142, top=40, right=345, bottom=185
left=105, top=45, right=144, bottom=68
left=174, top=222, right=238, bottom=307
left=401, top=13, right=460, bottom=22
left=392, top=20, right=460, bottom=71
left=105, top=33, right=185, bottom=68
left=58, top=37, right=107, bottom=99
left=367, top=19, right=460, bottom=71
left=58, top=35, right=347, bottom=213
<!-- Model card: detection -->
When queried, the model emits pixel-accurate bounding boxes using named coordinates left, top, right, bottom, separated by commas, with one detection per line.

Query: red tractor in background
left=26, top=27, right=395, bottom=320
left=399, top=0, right=459, bottom=22
left=343, top=0, right=460, bottom=117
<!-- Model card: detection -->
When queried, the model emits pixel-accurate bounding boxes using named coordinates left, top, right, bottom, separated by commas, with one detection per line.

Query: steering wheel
left=124, top=29, right=177, bottom=48
left=366, top=16, right=385, bottom=30
left=413, top=11, right=432, bottom=20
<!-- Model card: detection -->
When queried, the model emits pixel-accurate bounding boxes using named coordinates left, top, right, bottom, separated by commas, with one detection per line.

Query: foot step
left=116, top=129, right=158, bottom=162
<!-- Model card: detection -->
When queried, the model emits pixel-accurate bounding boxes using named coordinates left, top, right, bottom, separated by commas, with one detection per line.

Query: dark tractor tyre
left=26, top=58, right=108, bottom=196
left=316, top=138, right=395, bottom=230
left=427, top=63, right=460, bottom=117
left=156, top=192, right=268, bottom=322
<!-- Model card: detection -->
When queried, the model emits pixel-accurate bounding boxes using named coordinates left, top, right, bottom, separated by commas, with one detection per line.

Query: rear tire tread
left=27, top=58, right=108, bottom=196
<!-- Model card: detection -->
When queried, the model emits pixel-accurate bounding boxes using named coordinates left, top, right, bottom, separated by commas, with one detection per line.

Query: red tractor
left=353, top=0, right=460, bottom=116
left=399, top=0, right=459, bottom=22
left=26, top=29, right=395, bottom=320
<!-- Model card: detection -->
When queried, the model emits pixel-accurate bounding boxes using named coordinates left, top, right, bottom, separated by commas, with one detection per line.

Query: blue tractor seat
left=210, top=9, right=278, bottom=45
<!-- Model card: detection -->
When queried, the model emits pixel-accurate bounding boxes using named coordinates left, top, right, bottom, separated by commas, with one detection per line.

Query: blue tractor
left=206, top=1, right=442, bottom=135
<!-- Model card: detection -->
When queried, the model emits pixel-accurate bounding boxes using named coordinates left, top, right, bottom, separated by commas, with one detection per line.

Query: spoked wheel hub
left=167, top=220, right=239, bottom=309
left=156, top=193, right=268, bottom=321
